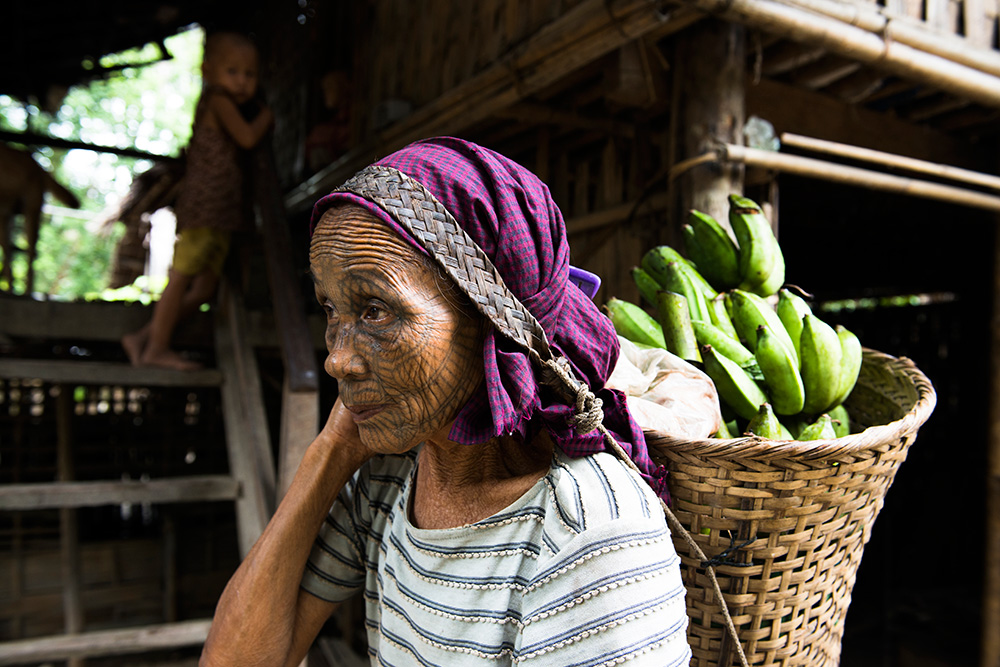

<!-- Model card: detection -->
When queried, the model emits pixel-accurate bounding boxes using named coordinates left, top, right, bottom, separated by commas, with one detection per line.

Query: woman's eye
left=362, top=303, right=390, bottom=322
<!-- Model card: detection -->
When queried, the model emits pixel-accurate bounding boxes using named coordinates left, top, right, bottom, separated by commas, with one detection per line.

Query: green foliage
left=0, top=27, right=204, bottom=299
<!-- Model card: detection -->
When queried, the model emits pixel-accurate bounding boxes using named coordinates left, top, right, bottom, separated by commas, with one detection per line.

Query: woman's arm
left=200, top=401, right=372, bottom=667
left=207, top=93, right=274, bottom=149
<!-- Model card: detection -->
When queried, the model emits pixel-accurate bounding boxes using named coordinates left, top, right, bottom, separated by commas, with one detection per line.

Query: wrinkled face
left=310, top=205, right=486, bottom=453
left=204, top=43, right=259, bottom=103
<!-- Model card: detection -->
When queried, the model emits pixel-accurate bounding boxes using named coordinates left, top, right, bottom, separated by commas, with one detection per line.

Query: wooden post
left=673, top=18, right=746, bottom=233
left=985, top=222, right=1000, bottom=667
left=56, top=386, right=84, bottom=667
left=277, top=375, right=320, bottom=502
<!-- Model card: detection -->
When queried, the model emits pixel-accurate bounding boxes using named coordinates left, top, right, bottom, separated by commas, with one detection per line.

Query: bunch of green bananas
left=602, top=194, right=862, bottom=441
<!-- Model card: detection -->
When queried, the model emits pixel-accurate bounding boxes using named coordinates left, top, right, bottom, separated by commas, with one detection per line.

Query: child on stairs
left=122, top=30, right=273, bottom=370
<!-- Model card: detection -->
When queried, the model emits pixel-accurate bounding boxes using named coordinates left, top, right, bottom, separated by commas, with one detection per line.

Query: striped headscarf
left=310, top=137, right=666, bottom=498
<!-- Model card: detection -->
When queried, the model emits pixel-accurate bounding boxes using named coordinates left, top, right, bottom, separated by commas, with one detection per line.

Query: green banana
left=640, top=245, right=687, bottom=288
left=776, top=288, right=812, bottom=362
left=729, top=289, right=796, bottom=360
left=714, top=417, right=736, bottom=439
left=784, top=414, right=808, bottom=440
left=603, top=298, right=666, bottom=349
left=631, top=266, right=662, bottom=310
left=657, top=291, right=701, bottom=363
left=658, top=260, right=711, bottom=324
left=641, top=245, right=716, bottom=301
left=683, top=209, right=741, bottom=291
left=798, top=413, right=837, bottom=441
left=746, top=402, right=783, bottom=439
left=683, top=259, right=719, bottom=300
left=755, top=324, right=805, bottom=415
left=831, top=325, right=863, bottom=407
left=692, top=320, right=762, bottom=380
left=701, top=343, right=769, bottom=421
left=729, top=195, right=785, bottom=297
left=828, top=403, right=851, bottom=438
left=708, top=292, right=740, bottom=340
left=799, top=314, right=843, bottom=415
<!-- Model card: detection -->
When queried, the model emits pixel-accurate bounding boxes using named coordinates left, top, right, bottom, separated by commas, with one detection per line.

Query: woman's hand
left=200, top=397, right=374, bottom=667
left=314, top=398, right=373, bottom=472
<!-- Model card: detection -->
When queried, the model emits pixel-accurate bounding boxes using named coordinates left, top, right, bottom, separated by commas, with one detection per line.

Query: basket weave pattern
left=645, top=349, right=936, bottom=667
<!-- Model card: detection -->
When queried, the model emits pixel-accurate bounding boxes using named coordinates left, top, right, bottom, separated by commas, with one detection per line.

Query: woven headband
left=334, top=164, right=605, bottom=434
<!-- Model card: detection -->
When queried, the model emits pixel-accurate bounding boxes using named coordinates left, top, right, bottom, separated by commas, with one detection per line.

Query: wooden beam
left=0, top=294, right=297, bottom=350
left=746, top=77, right=974, bottom=167
left=0, top=476, right=240, bottom=511
left=0, top=129, right=180, bottom=163
left=493, top=101, right=636, bottom=138
left=0, top=619, right=211, bottom=666
left=0, top=297, right=212, bottom=346
left=284, top=0, right=702, bottom=213
left=0, top=359, right=223, bottom=388
left=565, top=192, right=672, bottom=236
left=759, top=41, right=827, bottom=76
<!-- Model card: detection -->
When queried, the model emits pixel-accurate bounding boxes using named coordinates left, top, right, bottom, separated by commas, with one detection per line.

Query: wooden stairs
left=0, top=150, right=321, bottom=665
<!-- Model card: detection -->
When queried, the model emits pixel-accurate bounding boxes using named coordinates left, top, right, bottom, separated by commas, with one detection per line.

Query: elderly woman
left=201, top=137, right=691, bottom=666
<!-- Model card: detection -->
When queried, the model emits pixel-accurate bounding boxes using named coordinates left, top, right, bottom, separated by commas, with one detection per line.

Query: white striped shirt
left=302, top=447, right=691, bottom=666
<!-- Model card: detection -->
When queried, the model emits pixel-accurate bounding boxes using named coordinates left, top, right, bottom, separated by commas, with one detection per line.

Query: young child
left=122, top=31, right=273, bottom=370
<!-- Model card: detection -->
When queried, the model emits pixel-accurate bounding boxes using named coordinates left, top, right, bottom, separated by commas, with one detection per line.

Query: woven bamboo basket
left=644, top=348, right=937, bottom=667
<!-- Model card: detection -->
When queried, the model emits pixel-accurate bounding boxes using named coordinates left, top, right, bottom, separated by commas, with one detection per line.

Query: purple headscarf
left=310, top=137, right=667, bottom=499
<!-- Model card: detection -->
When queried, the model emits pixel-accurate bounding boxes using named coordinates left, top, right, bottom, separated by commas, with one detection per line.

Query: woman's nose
left=324, top=329, right=366, bottom=379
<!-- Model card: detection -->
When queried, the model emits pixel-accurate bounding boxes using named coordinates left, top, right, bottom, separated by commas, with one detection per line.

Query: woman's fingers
left=322, top=398, right=363, bottom=446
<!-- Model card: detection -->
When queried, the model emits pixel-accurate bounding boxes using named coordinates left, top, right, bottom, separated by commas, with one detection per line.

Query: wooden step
left=0, top=475, right=240, bottom=510
left=0, top=358, right=223, bottom=387
left=0, top=618, right=211, bottom=666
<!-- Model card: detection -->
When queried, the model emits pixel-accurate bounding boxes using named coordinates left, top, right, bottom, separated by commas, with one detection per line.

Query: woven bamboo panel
left=366, top=0, right=579, bottom=111
left=645, top=349, right=937, bottom=666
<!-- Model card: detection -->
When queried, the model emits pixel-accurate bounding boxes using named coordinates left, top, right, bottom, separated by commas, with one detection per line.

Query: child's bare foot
left=140, top=348, right=204, bottom=371
left=121, top=331, right=147, bottom=366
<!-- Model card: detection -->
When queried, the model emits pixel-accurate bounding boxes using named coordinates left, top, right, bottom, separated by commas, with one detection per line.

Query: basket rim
left=643, top=347, right=937, bottom=462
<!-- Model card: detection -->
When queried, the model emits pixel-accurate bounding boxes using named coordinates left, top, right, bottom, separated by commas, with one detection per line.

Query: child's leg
left=138, top=267, right=202, bottom=370
left=121, top=227, right=229, bottom=369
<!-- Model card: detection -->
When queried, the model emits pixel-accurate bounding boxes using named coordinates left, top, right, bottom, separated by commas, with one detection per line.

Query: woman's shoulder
left=511, top=447, right=670, bottom=562
left=546, top=447, right=665, bottom=529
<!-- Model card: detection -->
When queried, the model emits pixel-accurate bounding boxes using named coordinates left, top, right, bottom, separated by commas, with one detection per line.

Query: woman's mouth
left=345, top=404, right=389, bottom=423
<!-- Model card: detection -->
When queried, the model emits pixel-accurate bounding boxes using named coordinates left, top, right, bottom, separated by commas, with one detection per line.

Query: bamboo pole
left=780, top=132, right=1000, bottom=192
left=717, top=143, right=1000, bottom=213
left=678, top=0, right=1000, bottom=109
left=768, top=0, right=1000, bottom=79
